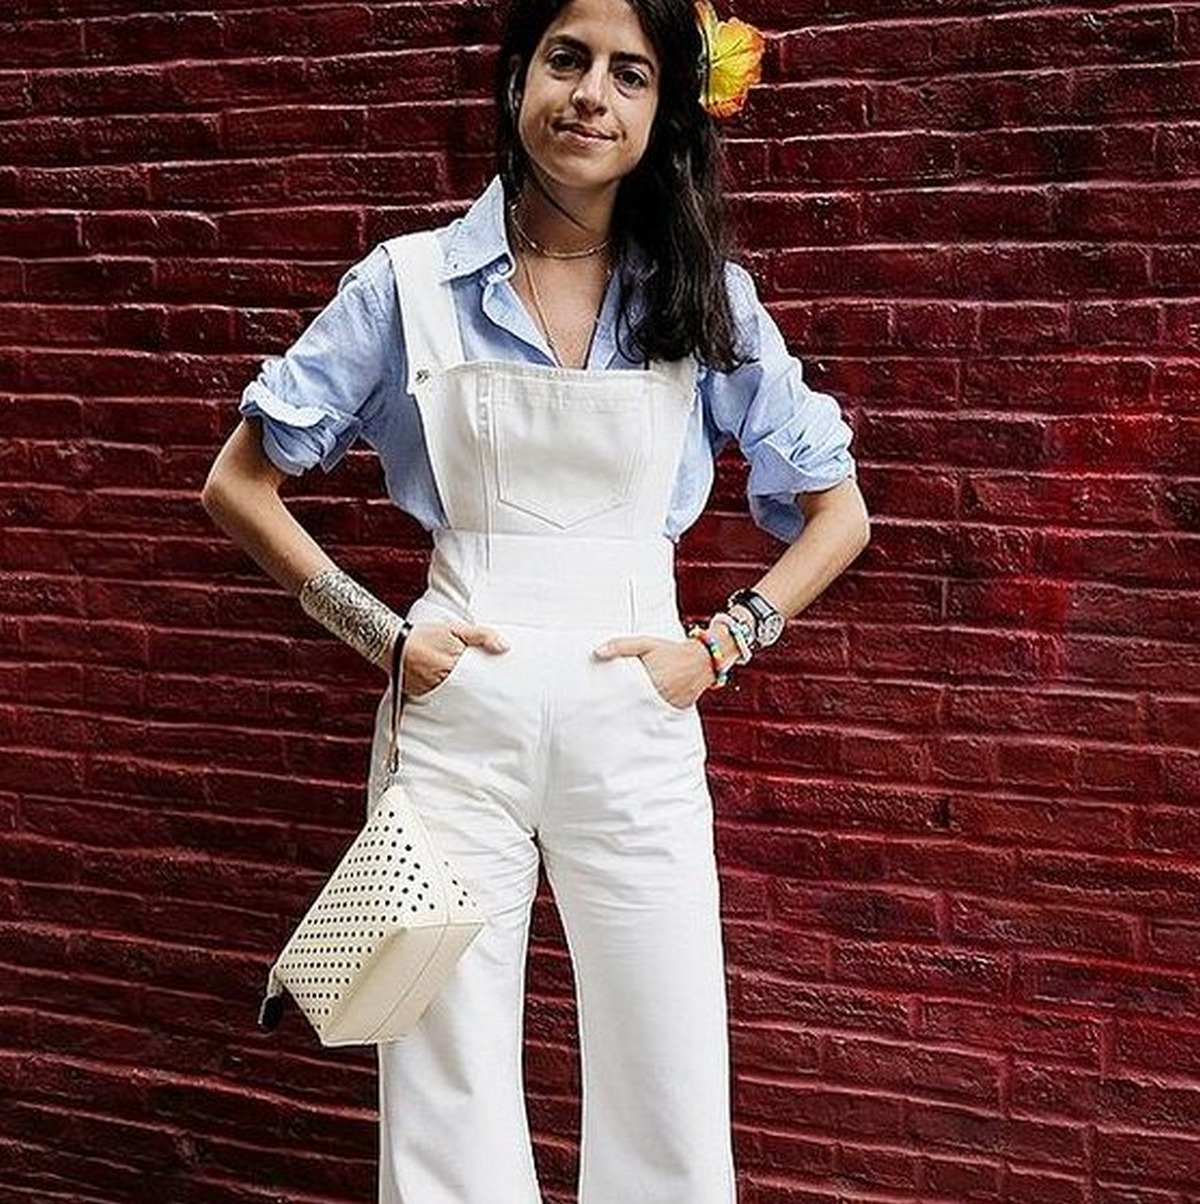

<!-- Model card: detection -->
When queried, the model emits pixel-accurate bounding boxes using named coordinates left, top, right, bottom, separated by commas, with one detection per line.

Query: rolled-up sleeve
left=705, top=262, right=856, bottom=543
left=238, top=247, right=394, bottom=476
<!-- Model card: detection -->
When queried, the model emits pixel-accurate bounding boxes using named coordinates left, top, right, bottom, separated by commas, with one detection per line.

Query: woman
left=202, top=0, right=870, bottom=1199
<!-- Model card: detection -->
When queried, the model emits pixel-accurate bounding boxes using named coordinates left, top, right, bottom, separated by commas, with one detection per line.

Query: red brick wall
left=2, top=2, right=1199, bottom=1202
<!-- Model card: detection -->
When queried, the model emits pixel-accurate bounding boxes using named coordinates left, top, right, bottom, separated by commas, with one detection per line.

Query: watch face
left=758, top=611, right=785, bottom=646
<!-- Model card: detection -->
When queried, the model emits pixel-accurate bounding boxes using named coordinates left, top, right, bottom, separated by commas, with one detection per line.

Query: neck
left=512, top=174, right=617, bottom=256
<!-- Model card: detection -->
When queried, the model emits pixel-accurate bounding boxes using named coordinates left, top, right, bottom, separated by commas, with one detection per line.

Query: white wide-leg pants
left=369, top=594, right=735, bottom=1204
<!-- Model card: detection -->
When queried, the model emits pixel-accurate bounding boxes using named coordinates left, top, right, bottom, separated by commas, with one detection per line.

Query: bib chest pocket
left=493, top=384, right=649, bottom=530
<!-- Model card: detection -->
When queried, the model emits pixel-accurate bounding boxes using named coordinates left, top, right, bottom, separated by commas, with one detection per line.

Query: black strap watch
left=726, top=588, right=785, bottom=649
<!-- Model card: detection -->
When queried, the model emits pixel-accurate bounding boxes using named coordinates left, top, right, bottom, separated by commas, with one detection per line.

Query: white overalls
left=366, top=233, right=737, bottom=1204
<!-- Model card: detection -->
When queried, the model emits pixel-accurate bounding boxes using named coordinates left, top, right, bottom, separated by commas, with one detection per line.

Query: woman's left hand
left=593, top=635, right=714, bottom=709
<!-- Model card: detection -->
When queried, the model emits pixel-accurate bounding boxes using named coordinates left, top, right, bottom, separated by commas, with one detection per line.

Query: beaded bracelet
left=687, top=623, right=737, bottom=688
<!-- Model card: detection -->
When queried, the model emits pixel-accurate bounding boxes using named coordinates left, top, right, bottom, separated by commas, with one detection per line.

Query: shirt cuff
left=746, top=434, right=857, bottom=542
left=238, top=372, right=363, bottom=476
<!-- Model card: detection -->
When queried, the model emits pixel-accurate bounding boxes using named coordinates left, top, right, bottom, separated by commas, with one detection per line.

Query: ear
left=506, top=56, right=524, bottom=117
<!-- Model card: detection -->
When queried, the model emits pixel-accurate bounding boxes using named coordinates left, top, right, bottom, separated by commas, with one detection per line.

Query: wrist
left=298, top=566, right=407, bottom=670
left=687, top=623, right=736, bottom=689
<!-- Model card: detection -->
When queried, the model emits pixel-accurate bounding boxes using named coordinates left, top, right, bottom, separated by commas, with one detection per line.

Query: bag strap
left=386, top=624, right=412, bottom=777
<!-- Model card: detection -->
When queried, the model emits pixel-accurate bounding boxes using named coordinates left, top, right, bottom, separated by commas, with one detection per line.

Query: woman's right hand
left=400, top=622, right=509, bottom=698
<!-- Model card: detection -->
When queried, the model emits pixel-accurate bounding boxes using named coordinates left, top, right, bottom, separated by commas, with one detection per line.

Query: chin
left=531, top=149, right=641, bottom=196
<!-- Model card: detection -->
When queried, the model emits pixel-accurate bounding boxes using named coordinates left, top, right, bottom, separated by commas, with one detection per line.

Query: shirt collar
left=438, top=174, right=656, bottom=286
left=439, top=176, right=513, bottom=284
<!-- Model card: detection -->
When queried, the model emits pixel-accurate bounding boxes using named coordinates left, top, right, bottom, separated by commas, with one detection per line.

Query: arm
left=203, top=249, right=506, bottom=687
left=744, top=476, right=870, bottom=623
left=595, top=262, right=869, bottom=702
left=595, top=480, right=869, bottom=705
left=201, top=416, right=335, bottom=595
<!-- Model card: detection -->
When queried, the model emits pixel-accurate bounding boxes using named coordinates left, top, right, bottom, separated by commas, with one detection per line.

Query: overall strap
left=653, top=354, right=700, bottom=409
left=383, top=230, right=466, bottom=394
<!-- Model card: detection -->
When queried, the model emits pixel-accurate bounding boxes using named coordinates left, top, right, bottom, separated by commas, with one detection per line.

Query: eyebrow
left=546, top=33, right=658, bottom=74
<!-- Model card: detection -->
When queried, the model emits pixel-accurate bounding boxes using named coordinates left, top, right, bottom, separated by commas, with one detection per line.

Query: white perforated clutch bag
left=257, top=636, right=487, bottom=1047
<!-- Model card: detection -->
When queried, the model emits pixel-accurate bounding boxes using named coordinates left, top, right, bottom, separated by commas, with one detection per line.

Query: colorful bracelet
left=688, top=623, right=737, bottom=688
left=711, top=610, right=753, bottom=665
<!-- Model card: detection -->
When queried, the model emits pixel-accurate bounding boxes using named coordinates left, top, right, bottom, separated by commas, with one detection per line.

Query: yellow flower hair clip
left=696, top=0, right=765, bottom=119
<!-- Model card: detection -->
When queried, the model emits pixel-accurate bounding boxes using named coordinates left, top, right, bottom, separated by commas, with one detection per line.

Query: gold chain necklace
left=519, top=249, right=611, bottom=369
left=508, top=202, right=611, bottom=260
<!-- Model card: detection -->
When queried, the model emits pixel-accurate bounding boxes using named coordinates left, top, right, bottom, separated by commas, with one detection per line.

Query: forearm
left=708, top=477, right=869, bottom=665
left=201, top=419, right=336, bottom=596
left=752, top=477, right=870, bottom=621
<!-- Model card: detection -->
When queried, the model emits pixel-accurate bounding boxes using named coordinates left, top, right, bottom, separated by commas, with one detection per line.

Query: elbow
left=851, top=485, right=871, bottom=560
left=856, top=499, right=872, bottom=556
left=200, top=464, right=229, bottom=525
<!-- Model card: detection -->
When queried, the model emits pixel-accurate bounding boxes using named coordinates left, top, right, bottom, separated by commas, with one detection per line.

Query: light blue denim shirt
left=239, top=176, right=855, bottom=543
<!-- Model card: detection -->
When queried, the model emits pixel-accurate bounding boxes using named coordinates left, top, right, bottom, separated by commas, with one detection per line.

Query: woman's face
left=516, top=0, right=661, bottom=200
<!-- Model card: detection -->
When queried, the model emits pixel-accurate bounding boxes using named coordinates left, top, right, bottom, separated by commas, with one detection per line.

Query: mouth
left=556, top=122, right=615, bottom=142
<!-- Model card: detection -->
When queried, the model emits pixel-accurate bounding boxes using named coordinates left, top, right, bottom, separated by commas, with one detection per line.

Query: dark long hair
left=495, top=0, right=745, bottom=371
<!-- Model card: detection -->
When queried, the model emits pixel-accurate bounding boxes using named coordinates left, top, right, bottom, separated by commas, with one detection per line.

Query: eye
left=615, top=67, right=650, bottom=91
left=546, top=47, right=583, bottom=72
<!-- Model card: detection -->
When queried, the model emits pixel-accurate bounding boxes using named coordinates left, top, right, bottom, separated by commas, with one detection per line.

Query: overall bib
left=366, top=233, right=737, bottom=1204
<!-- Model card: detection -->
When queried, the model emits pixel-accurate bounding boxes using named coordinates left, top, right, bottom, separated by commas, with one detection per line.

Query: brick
left=83, top=212, right=219, bottom=255
left=220, top=6, right=374, bottom=57
left=1019, top=851, right=1200, bottom=912
left=0, top=213, right=79, bottom=256
left=1117, top=1018, right=1200, bottom=1078
left=962, top=357, right=1152, bottom=411
left=858, top=464, right=958, bottom=519
left=1146, top=918, right=1200, bottom=966
left=0, top=18, right=83, bottom=67
left=739, top=81, right=867, bottom=139
left=871, top=71, right=1078, bottom=131
left=737, top=977, right=911, bottom=1037
left=961, top=473, right=1161, bottom=529
left=1154, top=361, right=1200, bottom=412
left=775, top=132, right=958, bottom=186
left=1096, top=1129, right=1200, bottom=1186
left=835, top=1141, right=919, bottom=1193
left=862, top=186, right=1054, bottom=241
left=1073, top=63, right=1200, bottom=121
left=1007, top=1169, right=1086, bottom=1204
left=818, top=354, right=959, bottom=407
left=774, top=883, right=939, bottom=942
left=1040, top=531, right=1200, bottom=588
left=825, top=1033, right=1002, bottom=1105
left=921, top=1000, right=1101, bottom=1065
left=775, top=245, right=955, bottom=298
left=724, top=922, right=827, bottom=980
left=1064, top=636, right=1200, bottom=694
left=88, top=112, right=222, bottom=162
left=730, top=1023, right=821, bottom=1079
left=855, top=412, right=1049, bottom=469
left=285, top=153, right=446, bottom=204
left=949, top=895, right=1137, bottom=958
left=1059, top=184, right=1200, bottom=239
left=924, top=789, right=1121, bottom=854
left=833, top=941, right=1007, bottom=998
left=758, top=676, right=941, bottom=729
left=960, top=125, right=1156, bottom=183
left=1096, top=1186, right=1177, bottom=1204
left=905, top=1099, right=1086, bottom=1166
left=924, top=1154, right=1003, bottom=1200
left=1017, top=956, right=1197, bottom=1018
left=737, top=1078, right=904, bottom=1141
left=219, top=208, right=362, bottom=255
left=717, top=827, right=826, bottom=879
left=729, top=192, right=860, bottom=248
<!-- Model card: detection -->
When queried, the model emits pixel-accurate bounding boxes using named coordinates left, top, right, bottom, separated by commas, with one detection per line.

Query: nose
left=571, top=62, right=608, bottom=113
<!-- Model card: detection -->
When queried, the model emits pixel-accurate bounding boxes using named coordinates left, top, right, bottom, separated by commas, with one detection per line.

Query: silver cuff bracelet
left=297, top=567, right=406, bottom=669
